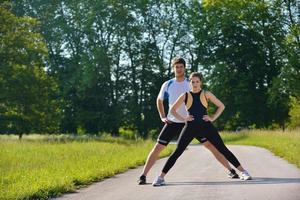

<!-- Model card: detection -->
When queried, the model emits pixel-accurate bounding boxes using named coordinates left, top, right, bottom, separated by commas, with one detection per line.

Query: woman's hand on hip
left=185, top=115, right=194, bottom=122
left=203, top=115, right=213, bottom=122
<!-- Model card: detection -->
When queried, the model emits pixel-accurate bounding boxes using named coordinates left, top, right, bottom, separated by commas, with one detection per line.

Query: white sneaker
left=152, top=176, right=166, bottom=186
left=240, top=170, right=252, bottom=180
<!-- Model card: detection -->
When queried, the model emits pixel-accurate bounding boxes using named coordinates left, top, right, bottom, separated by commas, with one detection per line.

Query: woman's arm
left=203, top=91, right=225, bottom=122
left=170, top=93, right=194, bottom=122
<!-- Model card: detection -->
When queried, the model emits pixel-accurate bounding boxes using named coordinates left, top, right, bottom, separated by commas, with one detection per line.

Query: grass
left=0, top=134, right=175, bottom=200
left=219, top=129, right=300, bottom=168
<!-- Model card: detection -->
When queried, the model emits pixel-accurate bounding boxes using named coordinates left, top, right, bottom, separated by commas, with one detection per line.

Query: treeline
left=0, top=0, right=299, bottom=138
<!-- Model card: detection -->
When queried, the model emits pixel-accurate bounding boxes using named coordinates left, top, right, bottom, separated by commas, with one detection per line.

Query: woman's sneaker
left=227, top=169, right=239, bottom=179
left=240, top=170, right=252, bottom=180
left=152, top=176, right=166, bottom=186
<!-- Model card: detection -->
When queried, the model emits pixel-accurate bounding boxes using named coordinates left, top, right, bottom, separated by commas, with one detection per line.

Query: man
left=138, top=57, right=239, bottom=185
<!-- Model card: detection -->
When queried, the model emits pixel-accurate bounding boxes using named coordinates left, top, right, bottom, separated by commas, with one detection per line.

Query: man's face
left=173, top=63, right=185, bottom=77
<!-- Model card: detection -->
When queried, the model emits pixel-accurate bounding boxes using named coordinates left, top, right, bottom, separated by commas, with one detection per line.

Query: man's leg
left=138, top=122, right=185, bottom=184
left=140, top=143, right=166, bottom=177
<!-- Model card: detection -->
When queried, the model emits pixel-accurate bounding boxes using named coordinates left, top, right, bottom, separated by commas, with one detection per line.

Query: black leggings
left=162, top=121, right=241, bottom=174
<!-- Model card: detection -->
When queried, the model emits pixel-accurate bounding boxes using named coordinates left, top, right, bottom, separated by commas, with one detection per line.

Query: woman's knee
left=171, top=148, right=184, bottom=158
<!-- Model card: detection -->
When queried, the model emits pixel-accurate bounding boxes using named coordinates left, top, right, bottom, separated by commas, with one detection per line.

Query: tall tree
left=189, top=0, right=288, bottom=130
left=0, top=1, right=61, bottom=138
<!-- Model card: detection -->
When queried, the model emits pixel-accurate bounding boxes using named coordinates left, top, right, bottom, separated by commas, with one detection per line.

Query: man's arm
left=157, top=98, right=166, bottom=119
left=156, top=81, right=172, bottom=124
left=157, top=98, right=172, bottom=124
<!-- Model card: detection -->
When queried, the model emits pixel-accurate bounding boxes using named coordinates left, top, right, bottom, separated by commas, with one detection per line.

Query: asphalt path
left=56, top=145, right=300, bottom=200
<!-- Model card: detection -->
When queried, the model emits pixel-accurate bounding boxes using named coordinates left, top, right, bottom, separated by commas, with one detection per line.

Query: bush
left=288, top=96, right=300, bottom=128
left=148, top=129, right=159, bottom=140
left=119, top=127, right=137, bottom=140
left=76, top=126, right=86, bottom=136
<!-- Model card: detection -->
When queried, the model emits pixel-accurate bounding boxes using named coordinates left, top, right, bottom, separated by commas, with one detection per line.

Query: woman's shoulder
left=203, top=90, right=214, bottom=99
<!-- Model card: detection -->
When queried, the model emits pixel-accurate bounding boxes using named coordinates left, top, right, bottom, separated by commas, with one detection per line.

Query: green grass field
left=0, top=135, right=174, bottom=200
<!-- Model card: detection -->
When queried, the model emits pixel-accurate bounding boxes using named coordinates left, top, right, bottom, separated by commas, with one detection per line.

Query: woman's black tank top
left=185, top=90, right=208, bottom=123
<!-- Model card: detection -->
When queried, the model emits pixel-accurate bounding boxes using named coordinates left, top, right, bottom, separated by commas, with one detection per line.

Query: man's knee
left=203, top=141, right=215, bottom=150
left=152, top=143, right=166, bottom=153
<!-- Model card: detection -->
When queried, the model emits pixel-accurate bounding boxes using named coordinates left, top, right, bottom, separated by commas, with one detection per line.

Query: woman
left=153, top=72, right=252, bottom=186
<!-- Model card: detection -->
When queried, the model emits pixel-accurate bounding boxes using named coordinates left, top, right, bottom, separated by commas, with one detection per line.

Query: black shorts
left=157, top=122, right=208, bottom=146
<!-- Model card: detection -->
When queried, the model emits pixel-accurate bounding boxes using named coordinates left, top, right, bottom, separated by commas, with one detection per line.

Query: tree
left=0, top=2, right=61, bottom=138
left=189, top=0, right=288, bottom=130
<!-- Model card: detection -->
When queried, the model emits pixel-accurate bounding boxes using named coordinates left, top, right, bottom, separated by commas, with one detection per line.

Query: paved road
left=55, top=145, right=300, bottom=200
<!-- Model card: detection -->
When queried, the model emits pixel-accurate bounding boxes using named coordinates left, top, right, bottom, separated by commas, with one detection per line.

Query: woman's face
left=190, top=76, right=201, bottom=91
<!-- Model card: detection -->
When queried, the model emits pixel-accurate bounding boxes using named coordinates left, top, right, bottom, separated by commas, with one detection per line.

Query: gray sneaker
left=240, top=170, right=252, bottom=180
left=152, top=176, right=166, bottom=186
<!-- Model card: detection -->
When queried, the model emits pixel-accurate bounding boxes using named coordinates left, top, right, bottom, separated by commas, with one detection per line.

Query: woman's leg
left=201, top=123, right=242, bottom=169
left=160, top=124, right=196, bottom=177
left=201, top=140, right=232, bottom=170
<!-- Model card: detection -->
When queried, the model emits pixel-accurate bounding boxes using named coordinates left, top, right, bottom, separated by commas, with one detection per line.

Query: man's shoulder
left=169, top=78, right=189, bottom=87
left=162, top=78, right=189, bottom=90
left=165, top=78, right=175, bottom=83
left=161, top=78, right=175, bottom=88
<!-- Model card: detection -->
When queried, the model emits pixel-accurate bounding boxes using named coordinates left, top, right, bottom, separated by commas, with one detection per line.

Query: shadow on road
left=165, top=177, right=300, bottom=186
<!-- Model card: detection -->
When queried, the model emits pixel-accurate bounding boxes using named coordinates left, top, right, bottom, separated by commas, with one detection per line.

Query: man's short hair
left=171, top=57, right=186, bottom=68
